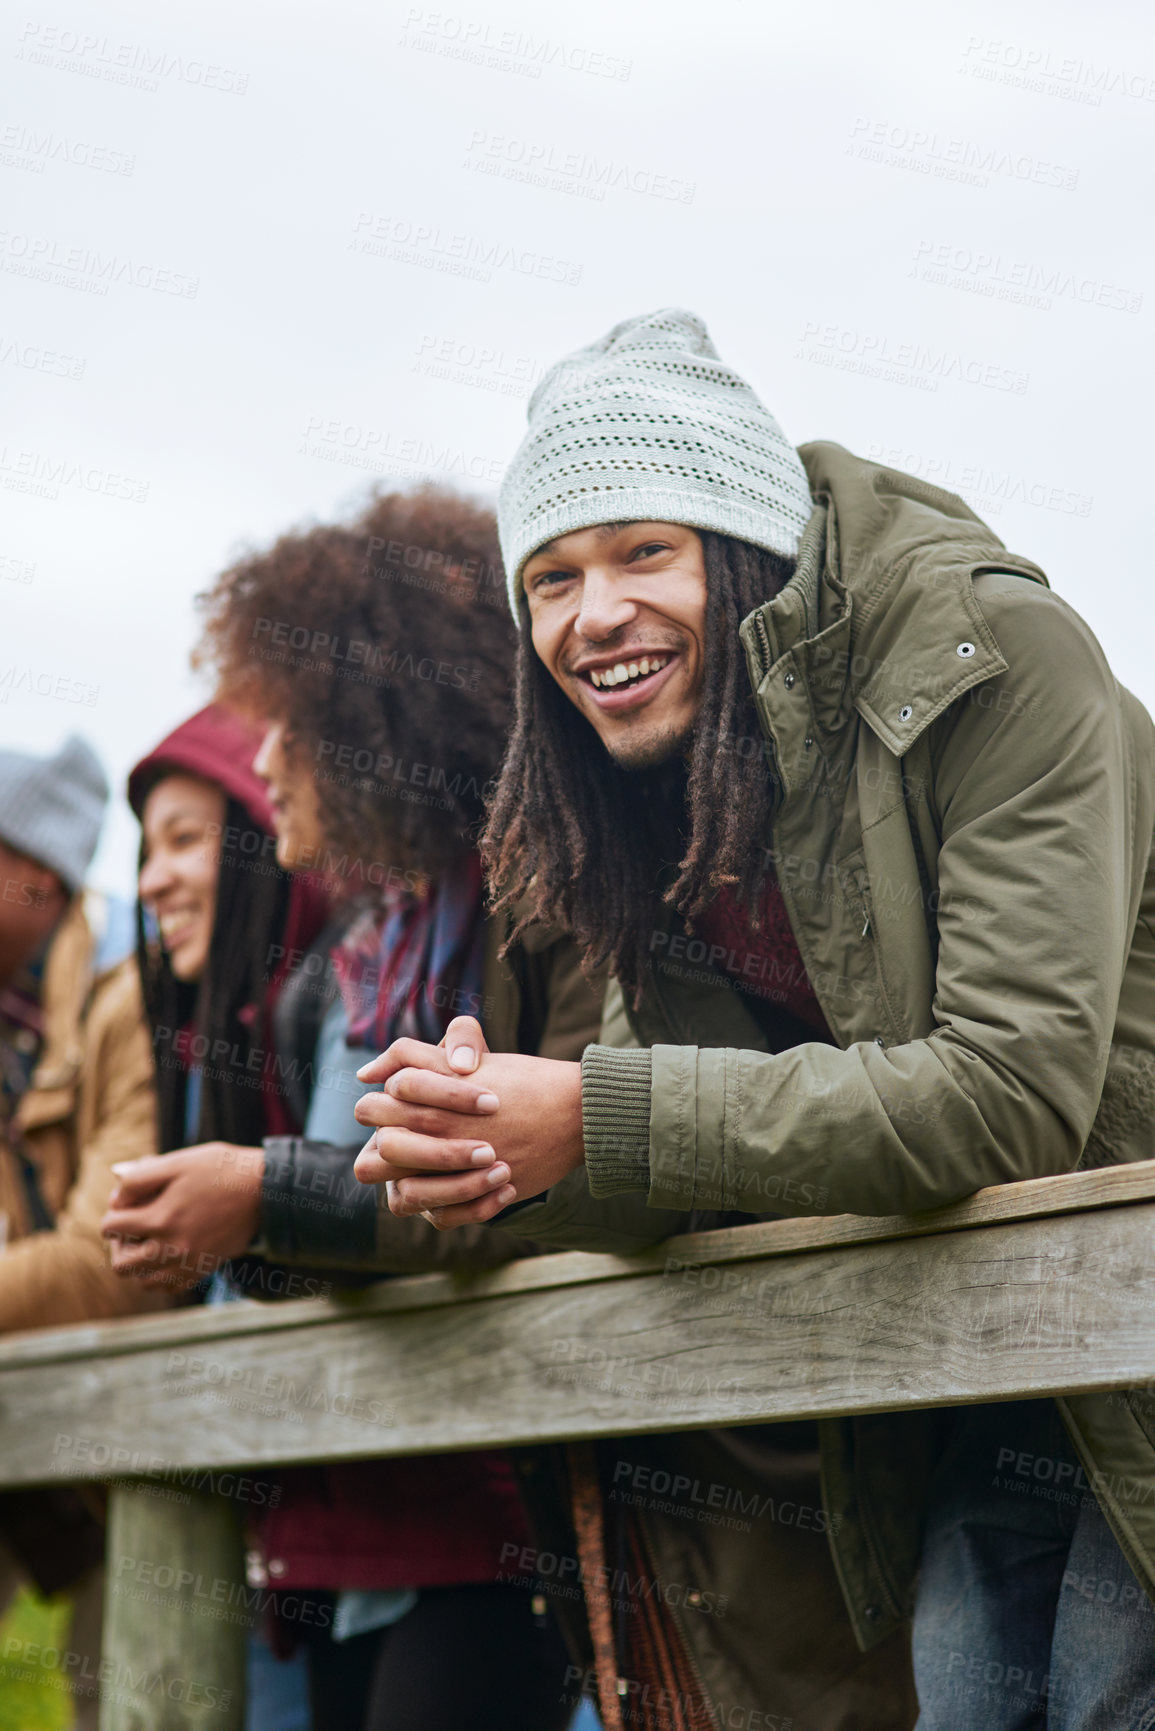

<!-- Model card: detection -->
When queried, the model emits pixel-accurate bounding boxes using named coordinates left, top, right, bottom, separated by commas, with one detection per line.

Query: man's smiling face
left=522, top=520, right=708, bottom=769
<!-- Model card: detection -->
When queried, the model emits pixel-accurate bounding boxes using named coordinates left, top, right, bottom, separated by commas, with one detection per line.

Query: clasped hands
left=352, top=1015, right=585, bottom=1229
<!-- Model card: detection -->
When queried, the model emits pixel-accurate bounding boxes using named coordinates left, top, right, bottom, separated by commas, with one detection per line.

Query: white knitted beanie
left=498, top=307, right=813, bottom=614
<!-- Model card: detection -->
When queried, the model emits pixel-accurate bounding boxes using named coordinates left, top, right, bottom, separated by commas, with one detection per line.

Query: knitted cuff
left=581, top=1045, right=653, bottom=1198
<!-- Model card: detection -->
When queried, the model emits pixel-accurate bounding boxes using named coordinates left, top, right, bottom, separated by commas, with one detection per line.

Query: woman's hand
left=101, top=1143, right=264, bottom=1290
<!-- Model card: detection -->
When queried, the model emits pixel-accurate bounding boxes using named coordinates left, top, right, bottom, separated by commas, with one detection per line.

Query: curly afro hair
left=196, top=485, right=515, bottom=877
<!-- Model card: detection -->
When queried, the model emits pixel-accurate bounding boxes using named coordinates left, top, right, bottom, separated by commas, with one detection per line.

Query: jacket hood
left=128, top=704, right=273, bottom=831
left=745, top=442, right=1052, bottom=759
left=799, top=439, right=1017, bottom=591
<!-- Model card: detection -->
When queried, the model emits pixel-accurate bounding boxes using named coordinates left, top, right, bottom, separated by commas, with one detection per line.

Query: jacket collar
left=740, top=441, right=1049, bottom=754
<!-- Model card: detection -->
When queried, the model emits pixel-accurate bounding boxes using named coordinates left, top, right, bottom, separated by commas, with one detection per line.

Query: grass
left=0, top=1587, right=74, bottom=1731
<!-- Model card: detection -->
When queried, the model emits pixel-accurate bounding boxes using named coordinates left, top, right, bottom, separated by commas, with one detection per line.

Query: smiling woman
left=251, top=722, right=326, bottom=873
left=126, top=705, right=329, bottom=1156
left=137, top=773, right=226, bottom=983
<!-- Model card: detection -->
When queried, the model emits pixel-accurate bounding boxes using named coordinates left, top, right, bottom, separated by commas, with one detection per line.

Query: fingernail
left=469, top=1144, right=496, bottom=1166
left=111, top=1163, right=132, bottom=1176
left=486, top=1164, right=511, bottom=1186
left=448, top=1045, right=477, bottom=1073
left=495, top=1185, right=517, bottom=1207
left=355, top=1065, right=373, bottom=1080
left=476, top=1091, right=500, bottom=1112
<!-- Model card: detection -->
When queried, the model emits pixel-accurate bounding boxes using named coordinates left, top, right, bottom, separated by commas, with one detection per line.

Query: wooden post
left=98, top=1483, right=246, bottom=1731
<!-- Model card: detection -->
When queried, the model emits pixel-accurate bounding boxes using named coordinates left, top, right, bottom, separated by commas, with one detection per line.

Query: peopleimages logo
left=464, top=129, right=695, bottom=204
left=958, top=35, right=1155, bottom=105
left=412, top=332, right=545, bottom=398
left=162, top=1351, right=395, bottom=1428
left=297, top=415, right=505, bottom=484
left=15, top=22, right=249, bottom=94
left=0, top=664, right=99, bottom=706
left=847, top=116, right=1079, bottom=190
left=399, top=10, right=633, bottom=82
left=0, top=229, right=199, bottom=298
left=349, top=212, right=582, bottom=287
left=795, top=322, right=1029, bottom=395
left=0, top=122, right=135, bottom=176
left=0, top=335, right=85, bottom=379
left=911, top=239, right=1142, bottom=315
left=0, top=445, right=148, bottom=503
left=865, top=442, right=1093, bottom=520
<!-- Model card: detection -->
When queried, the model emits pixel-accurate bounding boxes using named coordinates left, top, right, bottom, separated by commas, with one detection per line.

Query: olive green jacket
left=510, top=441, right=1155, bottom=1658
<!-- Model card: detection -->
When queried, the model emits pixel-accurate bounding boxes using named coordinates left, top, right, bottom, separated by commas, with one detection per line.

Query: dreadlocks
left=483, top=533, right=794, bottom=1001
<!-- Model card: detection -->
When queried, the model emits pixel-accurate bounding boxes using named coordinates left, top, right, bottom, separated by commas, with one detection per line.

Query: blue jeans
left=913, top=1400, right=1155, bottom=1730
left=246, top=1630, right=310, bottom=1731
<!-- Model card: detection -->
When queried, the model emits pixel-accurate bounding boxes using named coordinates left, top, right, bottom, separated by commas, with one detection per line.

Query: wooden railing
left=5, top=1159, right=1155, bottom=1729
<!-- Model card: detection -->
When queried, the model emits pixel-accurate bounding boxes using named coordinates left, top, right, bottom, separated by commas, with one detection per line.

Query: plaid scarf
left=332, top=854, right=488, bottom=1053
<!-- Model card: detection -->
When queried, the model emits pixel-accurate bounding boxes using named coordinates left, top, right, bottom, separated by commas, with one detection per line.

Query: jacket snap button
left=956, top=641, right=976, bottom=658
left=864, top=1604, right=881, bottom=1622
left=686, top=1590, right=702, bottom=1607
left=268, top=1558, right=287, bottom=1578
left=875, top=1037, right=885, bottom=1048
left=803, top=736, right=814, bottom=749
left=783, top=671, right=795, bottom=689
left=899, top=704, right=913, bottom=722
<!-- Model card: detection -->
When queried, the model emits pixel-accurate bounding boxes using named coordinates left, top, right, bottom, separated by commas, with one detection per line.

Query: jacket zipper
left=854, top=871, right=907, bottom=1044
left=635, top=1510, right=716, bottom=1729
left=752, top=608, right=772, bottom=676
left=746, top=607, right=787, bottom=811
left=847, top=862, right=872, bottom=942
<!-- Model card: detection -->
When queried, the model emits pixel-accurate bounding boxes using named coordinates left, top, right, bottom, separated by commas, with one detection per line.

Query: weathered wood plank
left=6, top=1200, right=1155, bottom=1484
left=99, top=1486, right=245, bottom=1731
left=3, top=1158, right=1155, bottom=1371
left=662, top=1154, right=1155, bottom=1265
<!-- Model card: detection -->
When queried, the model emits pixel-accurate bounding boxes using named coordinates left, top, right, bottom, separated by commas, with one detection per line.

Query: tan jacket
left=0, top=894, right=169, bottom=1332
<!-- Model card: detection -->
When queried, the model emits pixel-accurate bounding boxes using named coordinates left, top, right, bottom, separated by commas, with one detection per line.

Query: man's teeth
left=590, top=655, right=669, bottom=689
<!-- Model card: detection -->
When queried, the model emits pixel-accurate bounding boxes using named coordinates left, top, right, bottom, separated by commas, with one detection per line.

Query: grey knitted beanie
left=498, top=307, right=814, bottom=613
left=0, top=734, right=108, bottom=891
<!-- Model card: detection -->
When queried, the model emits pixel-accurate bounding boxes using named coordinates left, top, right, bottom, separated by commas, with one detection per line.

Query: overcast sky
left=3, top=0, right=1152, bottom=893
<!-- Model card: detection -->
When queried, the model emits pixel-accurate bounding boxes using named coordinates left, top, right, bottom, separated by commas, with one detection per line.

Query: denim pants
left=246, top=1632, right=311, bottom=1731
left=912, top=1399, right=1155, bottom=1731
